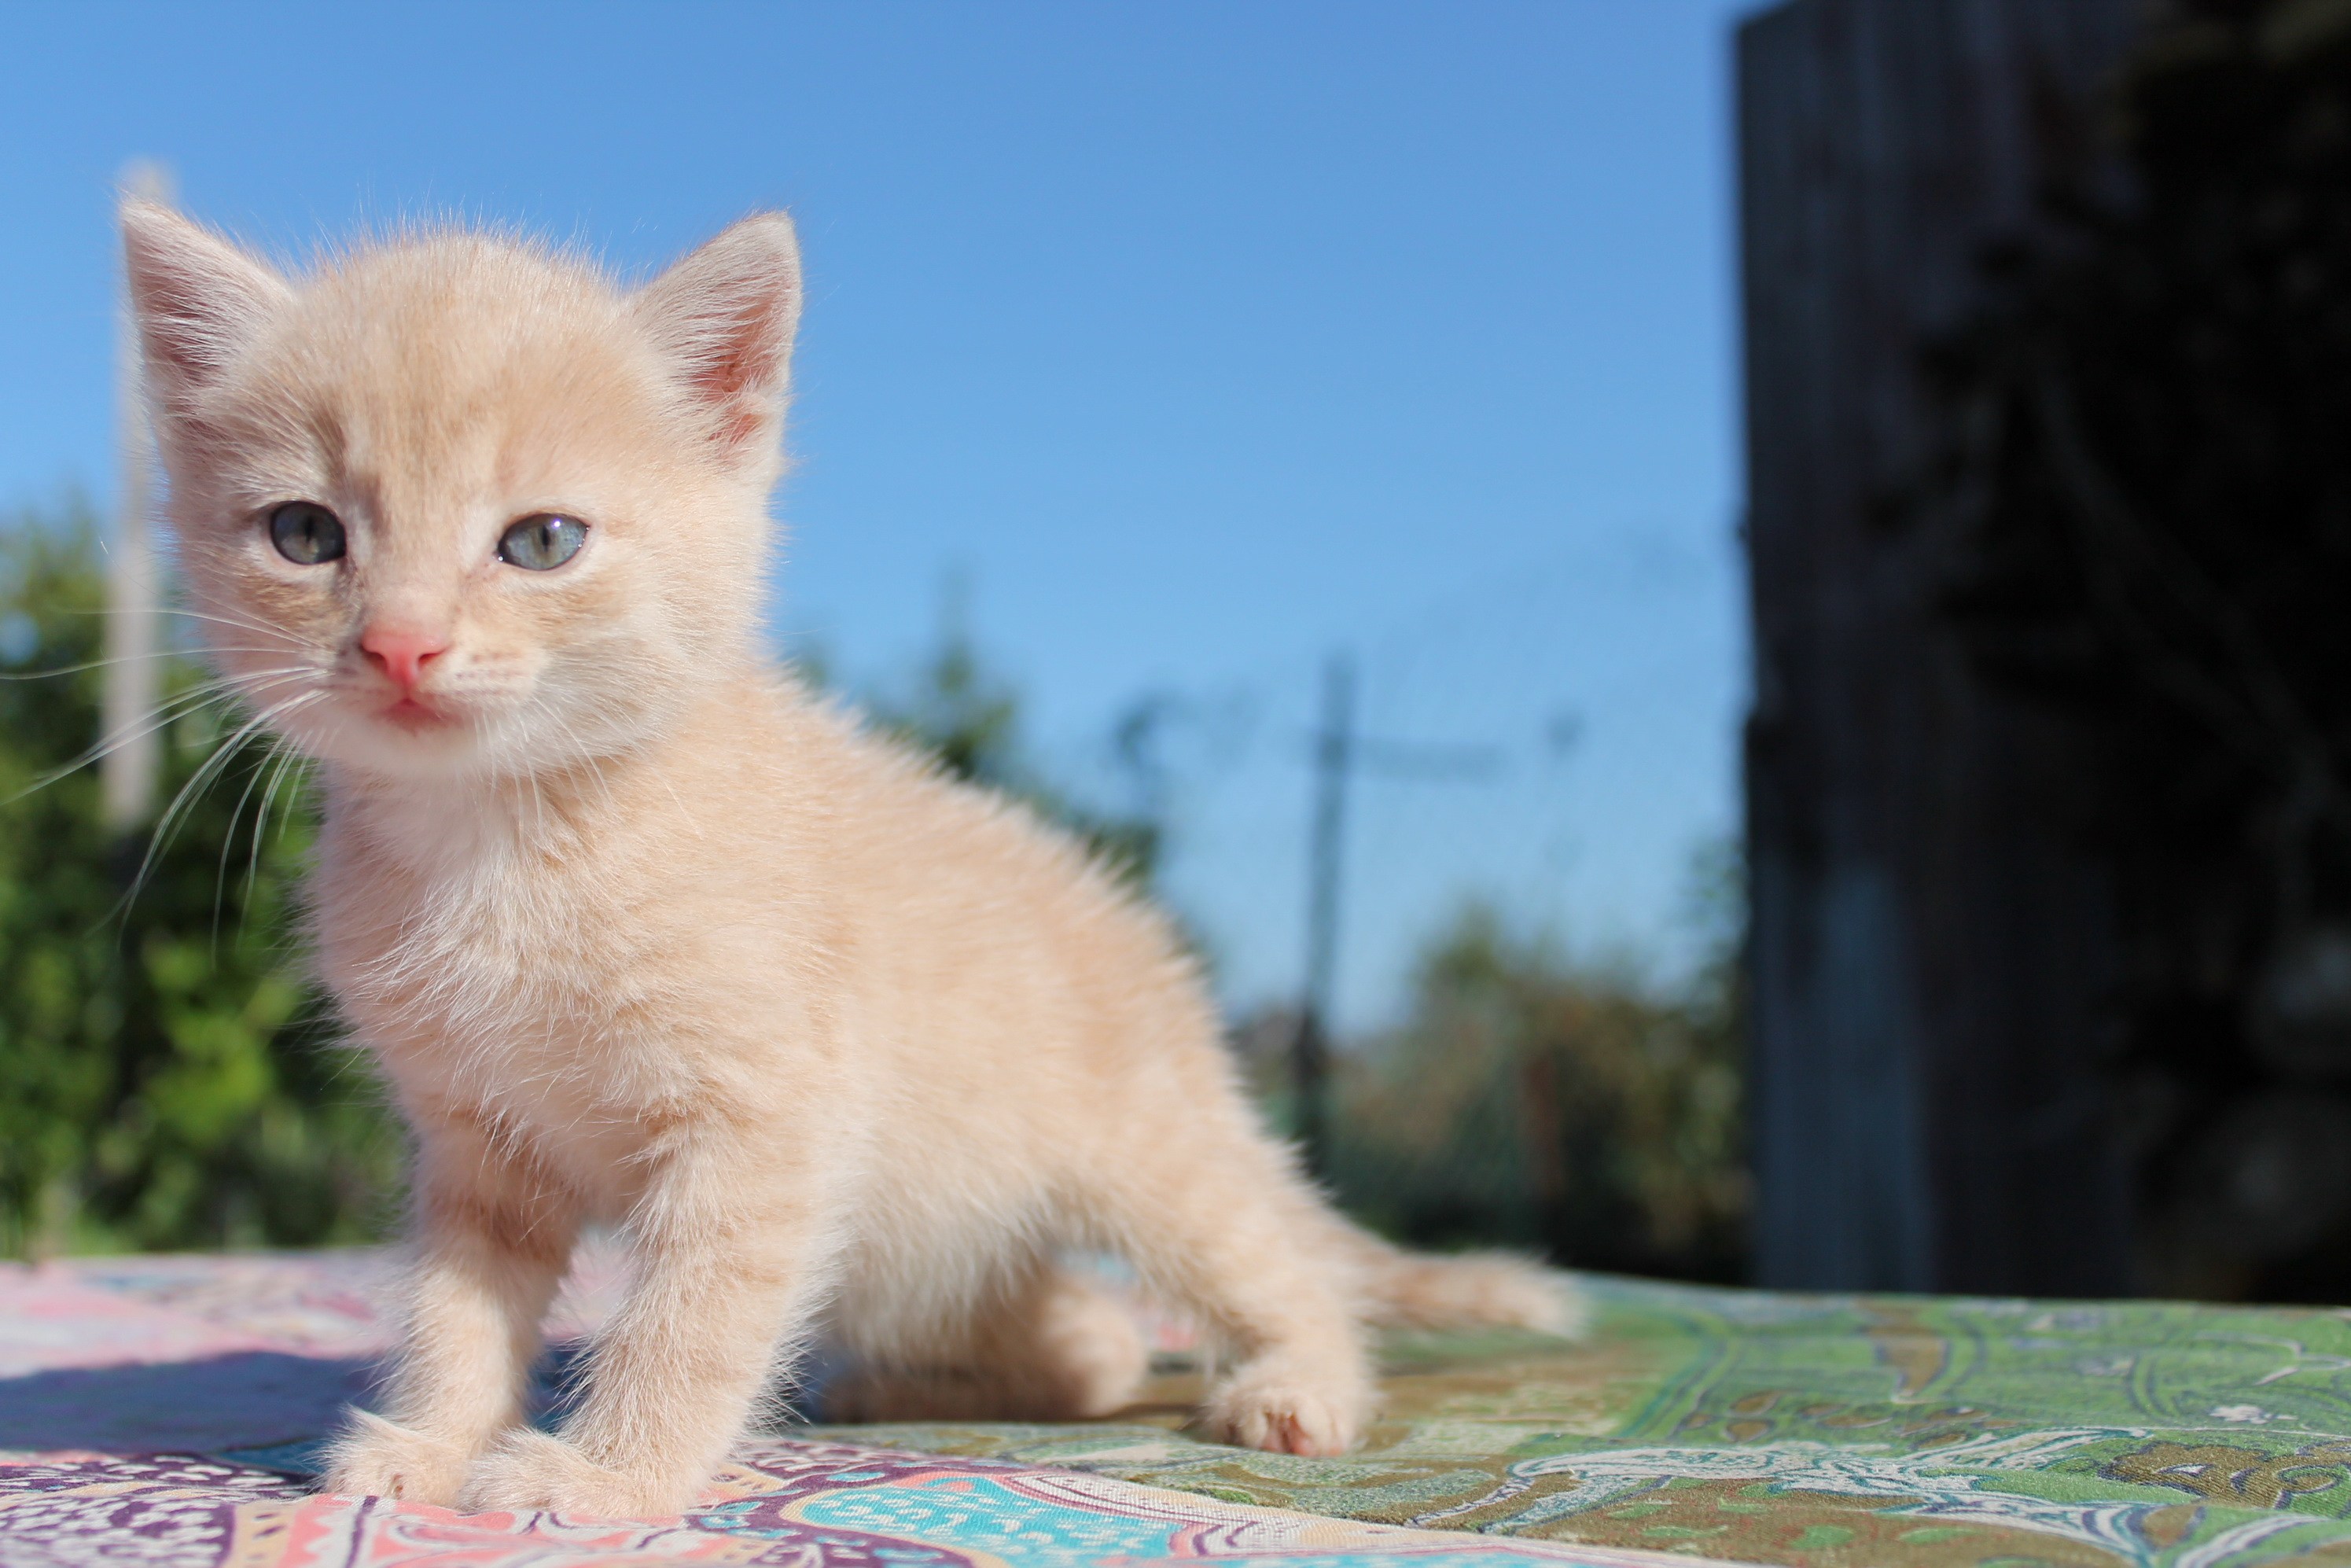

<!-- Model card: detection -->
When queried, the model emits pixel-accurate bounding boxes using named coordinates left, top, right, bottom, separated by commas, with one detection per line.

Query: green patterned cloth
left=822, top=1273, right=2351, bottom=1568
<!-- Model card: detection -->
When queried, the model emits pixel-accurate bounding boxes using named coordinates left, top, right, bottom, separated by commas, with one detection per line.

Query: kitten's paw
left=317, top=1411, right=474, bottom=1506
left=1200, top=1366, right=1369, bottom=1457
left=458, top=1428, right=693, bottom=1518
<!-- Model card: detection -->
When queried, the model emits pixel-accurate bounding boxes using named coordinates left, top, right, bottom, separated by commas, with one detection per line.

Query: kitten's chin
left=285, top=705, right=502, bottom=786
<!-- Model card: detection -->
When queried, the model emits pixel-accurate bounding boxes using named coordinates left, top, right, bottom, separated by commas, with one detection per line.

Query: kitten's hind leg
left=1094, top=1158, right=1375, bottom=1458
left=826, top=1259, right=1148, bottom=1423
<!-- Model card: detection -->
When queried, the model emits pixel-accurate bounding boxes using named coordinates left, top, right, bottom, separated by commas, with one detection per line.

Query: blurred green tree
left=1324, top=848, right=1749, bottom=1283
left=0, top=502, right=396, bottom=1258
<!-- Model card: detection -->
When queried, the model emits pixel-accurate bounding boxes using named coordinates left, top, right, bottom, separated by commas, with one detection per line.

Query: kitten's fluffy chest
left=313, top=779, right=719, bottom=1187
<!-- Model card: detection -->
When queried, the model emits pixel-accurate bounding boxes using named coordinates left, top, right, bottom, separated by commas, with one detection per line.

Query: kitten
left=120, top=200, right=1581, bottom=1518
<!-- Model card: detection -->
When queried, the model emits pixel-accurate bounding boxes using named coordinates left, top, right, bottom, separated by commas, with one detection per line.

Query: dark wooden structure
left=1738, top=0, right=2146, bottom=1292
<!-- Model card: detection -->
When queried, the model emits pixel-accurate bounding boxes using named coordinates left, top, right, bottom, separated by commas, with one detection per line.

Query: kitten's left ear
left=635, top=212, right=803, bottom=462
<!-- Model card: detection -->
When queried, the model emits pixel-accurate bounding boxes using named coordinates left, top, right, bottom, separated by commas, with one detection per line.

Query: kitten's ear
left=635, top=212, right=802, bottom=461
left=119, top=200, right=290, bottom=408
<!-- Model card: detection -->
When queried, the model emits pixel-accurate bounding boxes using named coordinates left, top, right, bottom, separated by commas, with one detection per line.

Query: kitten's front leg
left=321, top=1114, right=578, bottom=1506
left=458, top=1124, right=837, bottom=1518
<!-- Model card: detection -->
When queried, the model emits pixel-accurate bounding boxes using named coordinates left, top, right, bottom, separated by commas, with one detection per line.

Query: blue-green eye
left=269, top=502, right=346, bottom=565
left=498, top=513, right=587, bottom=571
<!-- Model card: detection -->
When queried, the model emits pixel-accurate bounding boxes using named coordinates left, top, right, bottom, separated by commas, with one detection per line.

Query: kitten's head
left=122, top=202, right=800, bottom=784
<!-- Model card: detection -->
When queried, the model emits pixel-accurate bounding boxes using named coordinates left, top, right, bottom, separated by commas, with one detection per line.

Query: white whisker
left=116, top=687, right=328, bottom=924
left=244, top=741, right=312, bottom=924
left=0, top=668, right=317, bottom=809
left=212, top=743, right=277, bottom=948
left=0, top=647, right=294, bottom=683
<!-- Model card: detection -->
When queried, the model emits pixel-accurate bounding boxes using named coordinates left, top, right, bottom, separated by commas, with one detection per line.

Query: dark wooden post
left=1739, top=0, right=2144, bottom=1293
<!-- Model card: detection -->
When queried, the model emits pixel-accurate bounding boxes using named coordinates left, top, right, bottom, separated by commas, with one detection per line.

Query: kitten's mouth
left=381, top=694, right=456, bottom=732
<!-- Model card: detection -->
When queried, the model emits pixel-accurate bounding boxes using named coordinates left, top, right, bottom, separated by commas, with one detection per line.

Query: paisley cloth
left=11, top=1253, right=2351, bottom=1565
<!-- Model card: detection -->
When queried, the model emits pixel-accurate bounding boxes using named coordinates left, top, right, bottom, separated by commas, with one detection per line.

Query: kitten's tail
left=1334, top=1222, right=1588, bottom=1338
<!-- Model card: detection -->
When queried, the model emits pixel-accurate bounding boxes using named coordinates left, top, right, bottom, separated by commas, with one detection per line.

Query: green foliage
left=1325, top=850, right=1749, bottom=1283
left=0, top=503, right=396, bottom=1258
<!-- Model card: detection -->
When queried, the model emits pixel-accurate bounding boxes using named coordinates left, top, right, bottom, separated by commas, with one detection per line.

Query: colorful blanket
left=9, top=1252, right=2351, bottom=1566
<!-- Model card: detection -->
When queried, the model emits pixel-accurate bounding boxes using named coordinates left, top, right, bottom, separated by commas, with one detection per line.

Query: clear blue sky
left=0, top=1, right=1761, bottom=1029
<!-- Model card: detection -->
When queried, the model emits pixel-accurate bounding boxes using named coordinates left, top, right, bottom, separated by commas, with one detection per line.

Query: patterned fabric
left=844, top=1278, right=2351, bottom=1566
left=0, top=1444, right=1708, bottom=1567
left=13, top=1253, right=2351, bottom=1563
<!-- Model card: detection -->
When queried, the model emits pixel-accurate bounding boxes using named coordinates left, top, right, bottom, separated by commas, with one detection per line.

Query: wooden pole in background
left=103, top=160, right=171, bottom=834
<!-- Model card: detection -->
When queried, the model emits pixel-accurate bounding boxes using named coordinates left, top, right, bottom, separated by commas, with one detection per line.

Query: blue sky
left=0, top=2, right=1760, bottom=1029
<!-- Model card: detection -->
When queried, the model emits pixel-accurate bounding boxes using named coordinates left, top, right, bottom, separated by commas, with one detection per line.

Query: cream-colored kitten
left=121, top=201, right=1580, bottom=1518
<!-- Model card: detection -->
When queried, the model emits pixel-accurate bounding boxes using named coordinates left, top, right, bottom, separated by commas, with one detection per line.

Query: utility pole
left=103, top=160, right=172, bottom=835
left=1292, top=654, right=1354, bottom=1176
left=1290, top=651, right=1503, bottom=1179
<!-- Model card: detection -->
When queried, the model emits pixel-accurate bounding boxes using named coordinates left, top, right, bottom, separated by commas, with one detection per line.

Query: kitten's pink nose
left=359, top=625, right=451, bottom=693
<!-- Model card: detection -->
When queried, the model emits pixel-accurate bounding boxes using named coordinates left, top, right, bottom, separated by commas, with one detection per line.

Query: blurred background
left=0, top=0, right=2342, bottom=1306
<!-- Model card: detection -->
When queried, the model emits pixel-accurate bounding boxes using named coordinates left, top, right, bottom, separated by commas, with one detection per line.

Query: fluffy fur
left=120, top=200, right=1583, bottom=1518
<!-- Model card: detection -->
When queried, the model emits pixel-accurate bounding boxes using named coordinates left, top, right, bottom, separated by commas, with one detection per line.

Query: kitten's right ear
left=119, top=200, right=290, bottom=408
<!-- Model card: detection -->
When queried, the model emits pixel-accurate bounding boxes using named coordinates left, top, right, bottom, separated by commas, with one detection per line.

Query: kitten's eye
left=268, top=502, right=346, bottom=565
left=498, top=513, right=587, bottom=572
